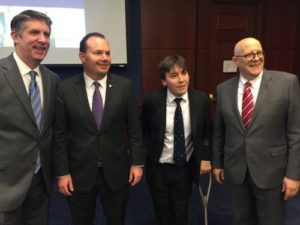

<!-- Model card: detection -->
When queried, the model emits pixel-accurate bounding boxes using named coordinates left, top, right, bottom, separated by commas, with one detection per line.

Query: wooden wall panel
left=216, top=13, right=249, bottom=30
left=141, top=0, right=300, bottom=97
left=197, top=0, right=211, bottom=49
left=141, top=0, right=197, bottom=49
left=263, top=1, right=298, bottom=48
left=204, top=3, right=259, bottom=96
left=196, top=49, right=210, bottom=93
left=140, top=0, right=197, bottom=95
left=265, top=49, right=294, bottom=72
left=196, top=0, right=212, bottom=93
left=261, top=0, right=299, bottom=73
left=294, top=48, right=300, bottom=76
left=294, top=6, right=300, bottom=75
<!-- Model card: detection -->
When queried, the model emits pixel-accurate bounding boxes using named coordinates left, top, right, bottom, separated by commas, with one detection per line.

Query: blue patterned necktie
left=29, top=70, right=42, bottom=173
left=173, top=98, right=186, bottom=167
left=92, top=81, right=103, bottom=129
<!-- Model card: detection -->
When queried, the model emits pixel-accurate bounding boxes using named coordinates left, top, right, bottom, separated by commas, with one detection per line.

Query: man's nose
left=178, top=73, right=184, bottom=81
left=38, top=34, right=49, bottom=43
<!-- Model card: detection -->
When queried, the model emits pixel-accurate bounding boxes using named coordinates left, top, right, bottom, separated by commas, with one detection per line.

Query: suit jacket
left=212, top=69, right=300, bottom=189
left=53, top=73, right=144, bottom=191
left=0, top=54, right=59, bottom=211
left=141, top=88, right=212, bottom=182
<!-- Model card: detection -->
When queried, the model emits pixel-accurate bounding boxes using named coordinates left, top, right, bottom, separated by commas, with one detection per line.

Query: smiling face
left=11, top=20, right=51, bottom=69
left=79, top=36, right=111, bottom=80
left=161, top=64, right=189, bottom=97
left=232, top=38, right=265, bottom=80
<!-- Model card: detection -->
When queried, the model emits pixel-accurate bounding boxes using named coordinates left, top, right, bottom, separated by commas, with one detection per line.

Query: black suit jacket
left=53, top=73, right=144, bottom=191
left=141, top=88, right=212, bottom=182
left=0, top=54, right=59, bottom=211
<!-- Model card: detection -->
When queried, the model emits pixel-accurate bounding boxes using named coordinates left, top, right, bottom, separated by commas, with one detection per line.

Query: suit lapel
left=39, top=66, right=50, bottom=132
left=2, top=56, right=36, bottom=126
left=74, top=75, right=98, bottom=130
left=159, top=89, right=167, bottom=141
left=251, top=70, right=271, bottom=126
left=188, top=90, right=197, bottom=135
left=156, top=89, right=167, bottom=156
left=229, top=77, right=244, bottom=129
left=100, top=74, right=114, bottom=131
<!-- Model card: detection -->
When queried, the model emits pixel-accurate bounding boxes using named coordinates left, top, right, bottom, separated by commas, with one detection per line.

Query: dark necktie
left=242, top=81, right=254, bottom=129
left=29, top=70, right=42, bottom=173
left=92, top=81, right=103, bottom=129
left=173, top=98, right=186, bottom=167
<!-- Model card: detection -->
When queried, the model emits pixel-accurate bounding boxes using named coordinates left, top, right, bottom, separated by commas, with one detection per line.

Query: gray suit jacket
left=0, top=54, right=59, bottom=211
left=53, top=73, right=144, bottom=191
left=212, top=70, right=300, bottom=189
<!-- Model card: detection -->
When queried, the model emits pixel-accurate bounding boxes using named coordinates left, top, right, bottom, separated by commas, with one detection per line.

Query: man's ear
left=10, top=31, right=19, bottom=45
left=232, top=56, right=239, bottom=66
left=79, top=52, right=86, bottom=64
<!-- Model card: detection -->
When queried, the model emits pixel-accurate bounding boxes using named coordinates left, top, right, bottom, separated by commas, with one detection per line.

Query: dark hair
left=79, top=32, right=106, bottom=53
left=158, top=55, right=188, bottom=80
left=10, top=10, right=52, bottom=33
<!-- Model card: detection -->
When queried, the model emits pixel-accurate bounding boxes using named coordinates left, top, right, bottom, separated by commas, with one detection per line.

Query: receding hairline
left=234, top=37, right=261, bottom=55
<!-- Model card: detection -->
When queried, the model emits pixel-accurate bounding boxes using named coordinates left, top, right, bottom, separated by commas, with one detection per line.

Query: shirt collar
left=83, top=72, right=107, bottom=89
left=239, top=70, right=263, bottom=88
left=13, top=52, right=40, bottom=77
left=166, top=89, right=188, bottom=104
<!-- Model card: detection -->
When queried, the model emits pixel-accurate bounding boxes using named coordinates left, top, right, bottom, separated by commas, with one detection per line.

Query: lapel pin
left=109, top=84, right=112, bottom=88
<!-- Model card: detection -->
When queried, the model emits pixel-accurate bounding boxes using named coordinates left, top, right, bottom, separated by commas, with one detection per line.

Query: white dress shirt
left=237, top=72, right=263, bottom=115
left=159, top=90, right=194, bottom=164
left=83, top=73, right=107, bottom=110
left=13, top=52, right=44, bottom=107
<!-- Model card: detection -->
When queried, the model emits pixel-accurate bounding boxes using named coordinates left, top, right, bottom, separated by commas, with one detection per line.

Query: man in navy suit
left=141, top=55, right=212, bottom=225
left=53, top=32, right=144, bottom=225
left=212, top=37, right=300, bottom=225
left=0, top=10, right=59, bottom=225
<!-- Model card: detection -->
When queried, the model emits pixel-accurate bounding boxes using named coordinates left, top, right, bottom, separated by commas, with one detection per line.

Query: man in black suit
left=141, top=55, right=212, bottom=225
left=0, top=10, right=59, bottom=225
left=53, top=32, right=145, bottom=225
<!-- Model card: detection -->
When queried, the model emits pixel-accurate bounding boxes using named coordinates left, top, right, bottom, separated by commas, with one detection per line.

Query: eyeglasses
left=235, top=51, right=264, bottom=61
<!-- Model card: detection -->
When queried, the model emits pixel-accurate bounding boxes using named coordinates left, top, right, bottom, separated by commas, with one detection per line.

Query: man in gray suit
left=52, top=32, right=144, bottom=225
left=212, top=37, right=300, bottom=225
left=0, top=10, right=59, bottom=225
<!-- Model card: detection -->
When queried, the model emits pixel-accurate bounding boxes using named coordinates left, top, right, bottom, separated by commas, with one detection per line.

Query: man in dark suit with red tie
left=141, top=55, right=212, bottom=225
left=52, top=32, right=145, bottom=225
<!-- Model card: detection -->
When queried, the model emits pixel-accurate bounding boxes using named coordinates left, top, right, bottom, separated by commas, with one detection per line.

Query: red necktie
left=242, top=81, right=254, bottom=129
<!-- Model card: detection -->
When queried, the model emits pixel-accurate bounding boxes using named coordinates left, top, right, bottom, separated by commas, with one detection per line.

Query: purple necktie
left=92, top=81, right=103, bottom=129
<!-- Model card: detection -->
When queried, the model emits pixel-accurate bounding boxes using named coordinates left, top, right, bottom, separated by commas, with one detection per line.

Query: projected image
left=0, top=12, right=5, bottom=47
left=0, top=0, right=85, bottom=48
left=0, top=0, right=127, bottom=64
